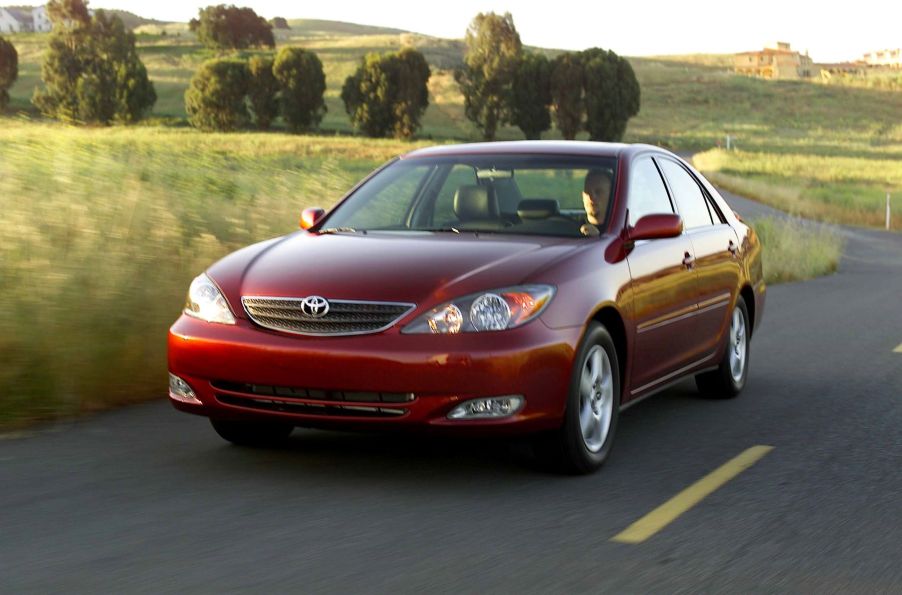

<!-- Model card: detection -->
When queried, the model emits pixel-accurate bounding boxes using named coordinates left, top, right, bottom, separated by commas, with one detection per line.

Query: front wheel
left=210, top=419, right=294, bottom=447
left=695, top=296, right=751, bottom=398
left=535, top=322, right=621, bottom=474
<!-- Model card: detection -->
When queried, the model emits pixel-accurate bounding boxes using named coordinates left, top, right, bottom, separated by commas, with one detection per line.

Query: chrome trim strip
left=698, top=292, right=732, bottom=310
left=241, top=296, right=416, bottom=337
left=629, top=352, right=717, bottom=396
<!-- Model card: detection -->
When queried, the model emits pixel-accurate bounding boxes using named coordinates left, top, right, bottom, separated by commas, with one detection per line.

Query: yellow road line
left=894, top=343, right=902, bottom=353
left=612, top=445, right=774, bottom=544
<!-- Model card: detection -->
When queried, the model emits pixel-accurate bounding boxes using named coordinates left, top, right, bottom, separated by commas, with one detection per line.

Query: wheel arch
left=591, top=305, right=628, bottom=399
left=740, top=284, right=756, bottom=337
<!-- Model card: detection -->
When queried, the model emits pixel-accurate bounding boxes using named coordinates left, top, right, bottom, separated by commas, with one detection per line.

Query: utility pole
left=887, top=193, right=892, bottom=230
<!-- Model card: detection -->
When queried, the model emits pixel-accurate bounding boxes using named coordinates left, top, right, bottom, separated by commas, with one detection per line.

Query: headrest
left=454, top=185, right=499, bottom=221
left=517, top=199, right=560, bottom=220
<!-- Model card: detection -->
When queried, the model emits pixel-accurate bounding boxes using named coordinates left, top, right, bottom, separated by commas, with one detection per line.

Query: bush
left=510, top=52, right=551, bottom=140
left=550, top=52, right=584, bottom=140
left=247, top=55, right=278, bottom=130
left=32, top=4, right=156, bottom=124
left=454, top=12, right=522, bottom=141
left=270, top=17, right=289, bottom=30
left=582, top=48, right=640, bottom=142
left=342, top=48, right=431, bottom=139
left=273, top=47, right=326, bottom=133
left=0, top=36, right=17, bottom=112
left=189, top=5, right=274, bottom=50
left=185, top=58, right=250, bottom=131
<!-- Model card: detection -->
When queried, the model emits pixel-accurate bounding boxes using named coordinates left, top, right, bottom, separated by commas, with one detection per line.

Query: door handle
left=682, top=252, right=695, bottom=269
left=728, top=240, right=739, bottom=256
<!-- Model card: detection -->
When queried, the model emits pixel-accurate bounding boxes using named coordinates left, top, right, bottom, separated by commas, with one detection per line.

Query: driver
left=580, top=169, right=613, bottom=237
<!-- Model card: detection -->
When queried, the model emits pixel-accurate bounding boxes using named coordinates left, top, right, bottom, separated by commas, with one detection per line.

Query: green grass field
left=0, top=21, right=886, bottom=428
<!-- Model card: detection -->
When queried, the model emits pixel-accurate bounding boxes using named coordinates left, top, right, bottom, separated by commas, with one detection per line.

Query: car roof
left=401, top=140, right=672, bottom=160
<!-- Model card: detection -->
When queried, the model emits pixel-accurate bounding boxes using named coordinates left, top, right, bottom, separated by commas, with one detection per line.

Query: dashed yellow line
left=894, top=343, right=902, bottom=353
left=612, top=445, right=774, bottom=544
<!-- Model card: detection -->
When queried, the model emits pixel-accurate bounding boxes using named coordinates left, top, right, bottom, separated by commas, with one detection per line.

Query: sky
left=87, top=0, right=902, bottom=63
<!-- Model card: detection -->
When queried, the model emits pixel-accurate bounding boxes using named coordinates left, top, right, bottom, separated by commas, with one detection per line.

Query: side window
left=433, top=165, right=477, bottom=223
left=628, top=157, right=673, bottom=227
left=657, top=159, right=713, bottom=229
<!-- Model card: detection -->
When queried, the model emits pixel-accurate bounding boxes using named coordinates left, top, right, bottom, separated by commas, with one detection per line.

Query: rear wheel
left=696, top=296, right=750, bottom=398
left=210, top=419, right=293, bottom=447
left=535, top=322, right=621, bottom=474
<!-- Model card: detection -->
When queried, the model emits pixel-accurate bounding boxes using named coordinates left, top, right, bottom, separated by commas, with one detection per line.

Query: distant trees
left=342, top=48, right=431, bottom=139
left=273, top=47, right=327, bottom=133
left=0, top=36, right=17, bottom=112
left=270, top=17, right=289, bottom=30
left=32, top=0, right=156, bottom=124
left=510, top=52, right=552, bottom=140
left=189, top=5, right=274, bottom=50
left=185, top=58, right=250, bottom=131
left=455, top=12, right=522, bottom=141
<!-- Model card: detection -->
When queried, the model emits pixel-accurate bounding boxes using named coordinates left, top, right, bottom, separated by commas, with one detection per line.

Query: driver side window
left=628, top=157, right=674, bottom=227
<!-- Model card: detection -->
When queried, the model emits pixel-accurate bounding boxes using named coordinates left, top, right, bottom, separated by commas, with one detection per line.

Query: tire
left=535, top=322, right=621, bottom=474
left=210, top=419, right=294, bottom=447
left=695, top=296, right=751, bottom=399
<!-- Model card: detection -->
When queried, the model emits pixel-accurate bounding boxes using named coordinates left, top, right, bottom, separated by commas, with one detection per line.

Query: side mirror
left=628, top=213, right=683, bottom=241
left=300, top=207, right=325, bottom=230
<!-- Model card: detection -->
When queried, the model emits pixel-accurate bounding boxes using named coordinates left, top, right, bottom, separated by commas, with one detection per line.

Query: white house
left=0, top=7, right=27, bottom=33
left=0, top=5, right=54, bottom=33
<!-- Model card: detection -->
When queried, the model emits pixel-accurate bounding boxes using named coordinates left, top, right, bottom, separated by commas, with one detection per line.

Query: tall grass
left=0, top=123, right=425, bottom=428
left=750, top=217, right=845, bottom=284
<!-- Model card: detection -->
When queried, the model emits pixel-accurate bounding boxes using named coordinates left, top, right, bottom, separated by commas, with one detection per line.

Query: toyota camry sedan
left=168, top=141, right=765, bottom=473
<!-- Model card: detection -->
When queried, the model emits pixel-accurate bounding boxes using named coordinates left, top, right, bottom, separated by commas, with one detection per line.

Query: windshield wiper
left=318, top=227, right=365, bottom=235
left=420, top=227, right=461, bottom=234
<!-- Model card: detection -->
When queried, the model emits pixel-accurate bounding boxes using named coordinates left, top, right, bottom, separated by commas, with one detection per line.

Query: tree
left=32, top=3, right=156, bottom=124
left=189, top=5, right=274, bottom=50
left=273, top=47, right=326, bottom=133
left=550, top=52, right=584, bottom=140
left=510, top=52, right=551, bottom=140
left=582, top=48, right=640, bottom=141
left=0, top=36, right=17, bottom=112
left=454, top=12, right=522, bottom=141
left=270, top=17, right=289, bottom=30
left=185, top=58, right=250, bottom=131
left=341, top=48, right=431, bottom=139
left=247, top=55, right=278, bottom=129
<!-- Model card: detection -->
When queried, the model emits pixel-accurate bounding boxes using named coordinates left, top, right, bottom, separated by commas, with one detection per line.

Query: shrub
left=273, top=47, right=326, bottom=133
left=270, top=17, right=289, bottom=30
left=0, top=36, right=17, bottom=112
left=510, top=52, right=552, bottom=140
left=550, top=52, right=584, bottom=140
left=185, top=58, right=250, bottom=131
left=247, top=55, right=278, bottom=130
left=32, top=3, right=156, bottom=124
left=342, top=48, right=431, bottom=139
left=582, top=48, right=640, bottom=142
left=189, top=5, right=274, bottom=50
left=454, top=12, right=522, bottom=141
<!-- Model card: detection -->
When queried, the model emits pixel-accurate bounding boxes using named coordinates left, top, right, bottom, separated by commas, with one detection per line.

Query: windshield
left=322, top=154, right=618, bottom=238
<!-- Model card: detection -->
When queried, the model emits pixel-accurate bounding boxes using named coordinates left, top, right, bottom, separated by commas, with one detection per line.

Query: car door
left=625, top=156, right=699, bottom=397
left=656, top=157, right=742, bottom=361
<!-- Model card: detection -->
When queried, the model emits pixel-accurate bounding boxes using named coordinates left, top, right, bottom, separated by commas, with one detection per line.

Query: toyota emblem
left=300, top=296, right=330, bottom=318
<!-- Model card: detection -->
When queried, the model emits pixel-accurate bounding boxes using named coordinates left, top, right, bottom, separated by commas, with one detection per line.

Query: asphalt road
left=3, top=192, right=902, bottom=593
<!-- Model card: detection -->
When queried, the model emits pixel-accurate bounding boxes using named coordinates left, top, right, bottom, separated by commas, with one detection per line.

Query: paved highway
left=3, top=191, right=901, bottom=592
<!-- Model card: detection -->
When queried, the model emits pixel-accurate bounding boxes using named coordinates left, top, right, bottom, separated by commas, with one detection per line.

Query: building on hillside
left=0, top=5, right=53, bottom=32
left=818, top=62, right=866, bottom=80
left=0, top=7, right=27, bottom=32
left=734, top=42, right=815, bottom=80
left=862, top=49, right=902, bottom=68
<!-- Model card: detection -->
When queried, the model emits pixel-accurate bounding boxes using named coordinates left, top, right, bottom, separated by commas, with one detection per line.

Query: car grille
left=211, top=381, right=413, bottom=418
left=242, top=297, right=415, bottom=336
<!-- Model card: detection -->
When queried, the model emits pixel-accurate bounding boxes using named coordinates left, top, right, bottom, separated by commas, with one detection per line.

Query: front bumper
left=168, top=315, right=582, bottom=434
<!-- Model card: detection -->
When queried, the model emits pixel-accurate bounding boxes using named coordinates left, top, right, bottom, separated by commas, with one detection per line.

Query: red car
left=168, top=141, right=765, bottom=473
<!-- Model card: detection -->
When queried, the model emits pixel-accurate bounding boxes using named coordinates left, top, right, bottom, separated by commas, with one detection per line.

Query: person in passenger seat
left=580, top=169, right=613, bottom=237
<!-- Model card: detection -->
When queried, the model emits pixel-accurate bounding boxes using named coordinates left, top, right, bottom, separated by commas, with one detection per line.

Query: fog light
left=447, top=396, right=524, bottom=420
left=169, top=373, right=201, bottom=405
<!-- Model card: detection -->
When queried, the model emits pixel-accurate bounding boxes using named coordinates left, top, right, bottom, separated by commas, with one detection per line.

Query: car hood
left=209, top=231, right=588, bottom=314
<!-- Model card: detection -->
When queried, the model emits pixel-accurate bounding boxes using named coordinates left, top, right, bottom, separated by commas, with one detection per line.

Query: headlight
left=403, top=285, right=555, bottom=334
left=184, top=273, right=236, bottom=324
